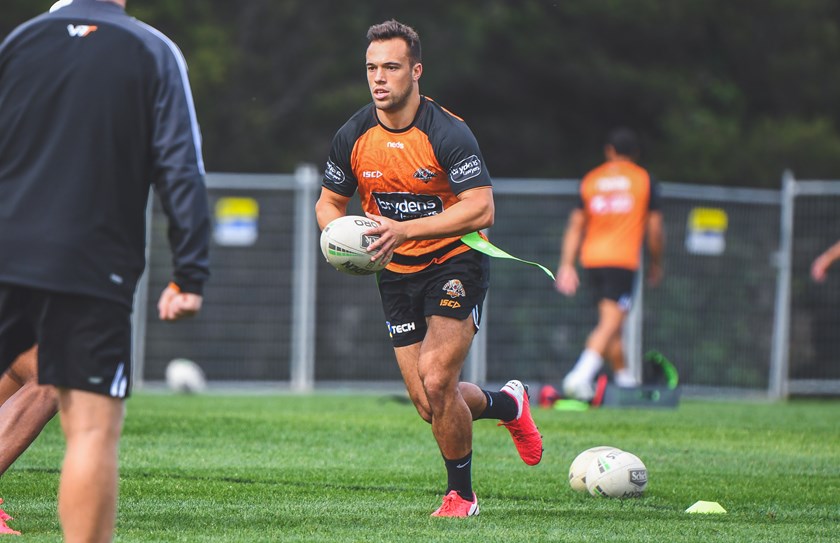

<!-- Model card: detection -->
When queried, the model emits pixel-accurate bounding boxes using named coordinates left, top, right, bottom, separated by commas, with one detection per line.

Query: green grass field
left=2, top=392, right=838, bottom=542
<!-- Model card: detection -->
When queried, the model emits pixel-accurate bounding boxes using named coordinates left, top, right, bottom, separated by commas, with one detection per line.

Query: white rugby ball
left=586, top=449, right=648, bottom=498
left=165, top=358, right=206, bottom=394
left=320, top=215, right=390, bottom=275
left=568, top=446, right=622, bottom=492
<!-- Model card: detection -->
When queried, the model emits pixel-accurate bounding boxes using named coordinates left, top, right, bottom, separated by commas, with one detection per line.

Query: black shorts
left=378, top=250, right=490, bottom=347
left=585, top=267, right=636, bottom=311
left=0, top=284, right=132, bottom=398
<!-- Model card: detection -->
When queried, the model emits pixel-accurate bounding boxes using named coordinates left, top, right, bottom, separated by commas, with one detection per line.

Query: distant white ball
left=586, top=449, right=648, bottom=498
left=568, top=446, right=622, bottom=492
left=165, top=358, right=206, bottom=394
left=320, top=215, right=390, bottom=276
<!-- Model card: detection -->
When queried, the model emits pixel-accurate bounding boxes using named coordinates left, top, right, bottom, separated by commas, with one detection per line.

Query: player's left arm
left=149, top=37, right=210, bottom=307
left=366, top=114, right=493, bottom=260
left=158, top=282, right=203, bottom=321
left=147, top=38, right=210, bottom=320
left=645, top=176, right=665, bottom=286
left=365, top=186, right=494, bottom=260
left=646, top=211, right=665, bottom=285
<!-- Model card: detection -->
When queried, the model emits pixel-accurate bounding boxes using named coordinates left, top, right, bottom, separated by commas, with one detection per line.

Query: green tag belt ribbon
left=461, top=232, right=555, bottom=281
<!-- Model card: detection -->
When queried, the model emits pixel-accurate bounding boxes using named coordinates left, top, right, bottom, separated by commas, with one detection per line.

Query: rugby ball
left=585, top=449, right=648, bottom=498
left=165, top=358, right=206, bottom=394
left=568, top=446, right=622, bottom=492
left=320, top=215, right=390, bottom=275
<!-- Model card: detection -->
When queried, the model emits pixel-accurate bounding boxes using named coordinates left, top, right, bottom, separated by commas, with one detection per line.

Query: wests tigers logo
left=442, top=279, right=466, bottom=298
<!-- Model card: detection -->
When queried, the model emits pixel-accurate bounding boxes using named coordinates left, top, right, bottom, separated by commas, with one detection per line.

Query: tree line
left=4, top=0, right=840, bottom=187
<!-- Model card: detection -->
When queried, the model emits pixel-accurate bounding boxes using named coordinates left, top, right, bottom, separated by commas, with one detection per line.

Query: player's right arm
left=318, top=121, right=360, bottom=230
left=315, top=187, right=351, bottom=230
left=556, top=209, right=586, bottom=296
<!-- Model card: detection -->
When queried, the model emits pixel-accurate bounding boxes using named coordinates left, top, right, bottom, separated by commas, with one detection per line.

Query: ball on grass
left=165, top=358, right=206, bottom=394
left=585, top=449, right=648, bottom=498
left=568, top=446, right=622, bottom=492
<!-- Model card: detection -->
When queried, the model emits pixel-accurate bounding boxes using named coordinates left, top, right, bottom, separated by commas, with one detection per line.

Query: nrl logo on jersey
left=413, top=168, right=437, bottom=182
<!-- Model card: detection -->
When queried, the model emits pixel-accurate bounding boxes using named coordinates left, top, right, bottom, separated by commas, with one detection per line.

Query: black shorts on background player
left=584, top=267, right=635, bottom=306
left=0, top=285, right=131, bottom=398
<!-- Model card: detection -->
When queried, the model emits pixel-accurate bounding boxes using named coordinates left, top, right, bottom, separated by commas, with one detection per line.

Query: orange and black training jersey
left=577, top=160, right=660, bottom=271
left=322, top=96, right=492, bottom=274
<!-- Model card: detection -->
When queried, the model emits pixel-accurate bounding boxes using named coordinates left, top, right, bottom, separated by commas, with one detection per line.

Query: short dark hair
left=366, top=19, right=422, bottom=65
left=607, top=127, right=640, bottom=159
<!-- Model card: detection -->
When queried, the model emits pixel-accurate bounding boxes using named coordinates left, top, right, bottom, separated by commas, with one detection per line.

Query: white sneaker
left=614, top=370, right=639, bottom=388
left=562, top=372, right=595, bottom=401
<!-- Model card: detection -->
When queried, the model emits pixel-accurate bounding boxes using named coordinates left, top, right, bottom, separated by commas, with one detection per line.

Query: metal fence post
left=290, top=163, right=319, bottom=392
left=131, top=193, right=154, bottom=390
left=769, top=170, right=795, bottom=400
left=624, top=261, right=644, bottom=383
left=465, top=280, right=488, bottom=386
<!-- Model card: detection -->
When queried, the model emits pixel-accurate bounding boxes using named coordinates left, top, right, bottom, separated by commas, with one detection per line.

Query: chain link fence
left=132, top=169, right=840, bottom=398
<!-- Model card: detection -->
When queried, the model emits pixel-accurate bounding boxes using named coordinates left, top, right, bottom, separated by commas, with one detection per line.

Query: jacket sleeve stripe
left=133, top=20, right=205, bottom=175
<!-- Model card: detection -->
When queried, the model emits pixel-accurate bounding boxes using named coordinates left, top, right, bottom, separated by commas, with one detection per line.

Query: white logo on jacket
left=67, top=24, right=98, bottom=37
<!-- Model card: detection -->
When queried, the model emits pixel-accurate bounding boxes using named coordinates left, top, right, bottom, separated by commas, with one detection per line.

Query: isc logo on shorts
left=439, top=299, right=461, bottom=309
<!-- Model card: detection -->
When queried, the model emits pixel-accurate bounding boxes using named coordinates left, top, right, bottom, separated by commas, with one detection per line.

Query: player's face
left=365, top=38, right=421, bottom=113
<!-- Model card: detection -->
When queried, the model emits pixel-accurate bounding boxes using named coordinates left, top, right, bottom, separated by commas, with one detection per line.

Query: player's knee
left=414, top=403, right=433, bottom=423
left=420, top=376, right=453, bottom=408
left=404, top=387, right=433, bottom=422
left=59, top=393, right=125, bottom=445
left=63, top=420, right=123, bottom=451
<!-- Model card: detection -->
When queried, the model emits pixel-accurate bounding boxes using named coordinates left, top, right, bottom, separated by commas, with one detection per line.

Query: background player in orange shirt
left=555, top=127, right=664, bottom=401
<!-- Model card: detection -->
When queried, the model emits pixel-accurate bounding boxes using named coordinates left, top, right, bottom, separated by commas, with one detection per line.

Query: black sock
left=476, top=389, right=518, bottom=421
left=444, top=451, right=473, bottom=500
